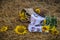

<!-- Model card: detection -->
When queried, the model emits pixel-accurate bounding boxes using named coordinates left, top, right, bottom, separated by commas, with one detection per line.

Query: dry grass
left=0, top=0, right=60, bottom=40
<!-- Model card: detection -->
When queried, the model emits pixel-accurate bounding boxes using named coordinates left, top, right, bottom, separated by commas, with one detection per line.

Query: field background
left=0, top=0, right=60, bottom=40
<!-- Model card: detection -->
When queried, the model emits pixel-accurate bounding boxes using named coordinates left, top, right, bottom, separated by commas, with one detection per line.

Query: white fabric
left=28, top=24, right=42, bottom=32
left=28, top=13, right=45, bottom=32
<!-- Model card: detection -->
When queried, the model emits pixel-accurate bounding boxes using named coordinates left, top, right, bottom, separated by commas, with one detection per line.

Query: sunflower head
left=49, top=27, right=59, bottom=35
left=0, top=26, right=8, bottom=32
left=14, top=25, right=27, bottom=35
left=34, top=8, right=41, bottom=14
left=53, top=30, right=59, bottom=35
left=42, top=25, right=50, bottom=32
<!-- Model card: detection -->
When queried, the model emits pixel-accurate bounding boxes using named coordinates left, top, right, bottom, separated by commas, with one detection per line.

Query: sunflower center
left=54, top=31, right=57, bottom=34
left=18, top=28, right=25, bottom=33
left=43, top=27, right=47, bottom=30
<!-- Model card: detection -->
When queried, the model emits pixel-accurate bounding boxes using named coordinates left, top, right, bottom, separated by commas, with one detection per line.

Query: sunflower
left=52, top=30, right=59, bottom=35
left=42, top=25, right=50, bottom=33
left=14, top=25, right=27, bottom=35
left=0, top=26, right=8, bottom=32
left=19, top=11, right=27, bottom=21
left=49, top=26, right=59, bottom=35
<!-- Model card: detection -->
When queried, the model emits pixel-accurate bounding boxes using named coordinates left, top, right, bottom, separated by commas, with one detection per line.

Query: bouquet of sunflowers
left=42, top=15, right=59, bottom=35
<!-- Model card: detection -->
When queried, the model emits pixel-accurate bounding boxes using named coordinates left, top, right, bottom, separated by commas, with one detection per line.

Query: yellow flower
left=49, top=26, right=59, bottom=35
left=0, top=26, right=8, bottom=32
left=53, top=30, right=59, bottom=35
left=19, top=11, right=27, bottom=21
left=35, top=8, right=41, bottom=14
left=14, top=25, right=27, bottom=35
left=42, top=25, right=50, bottom=33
